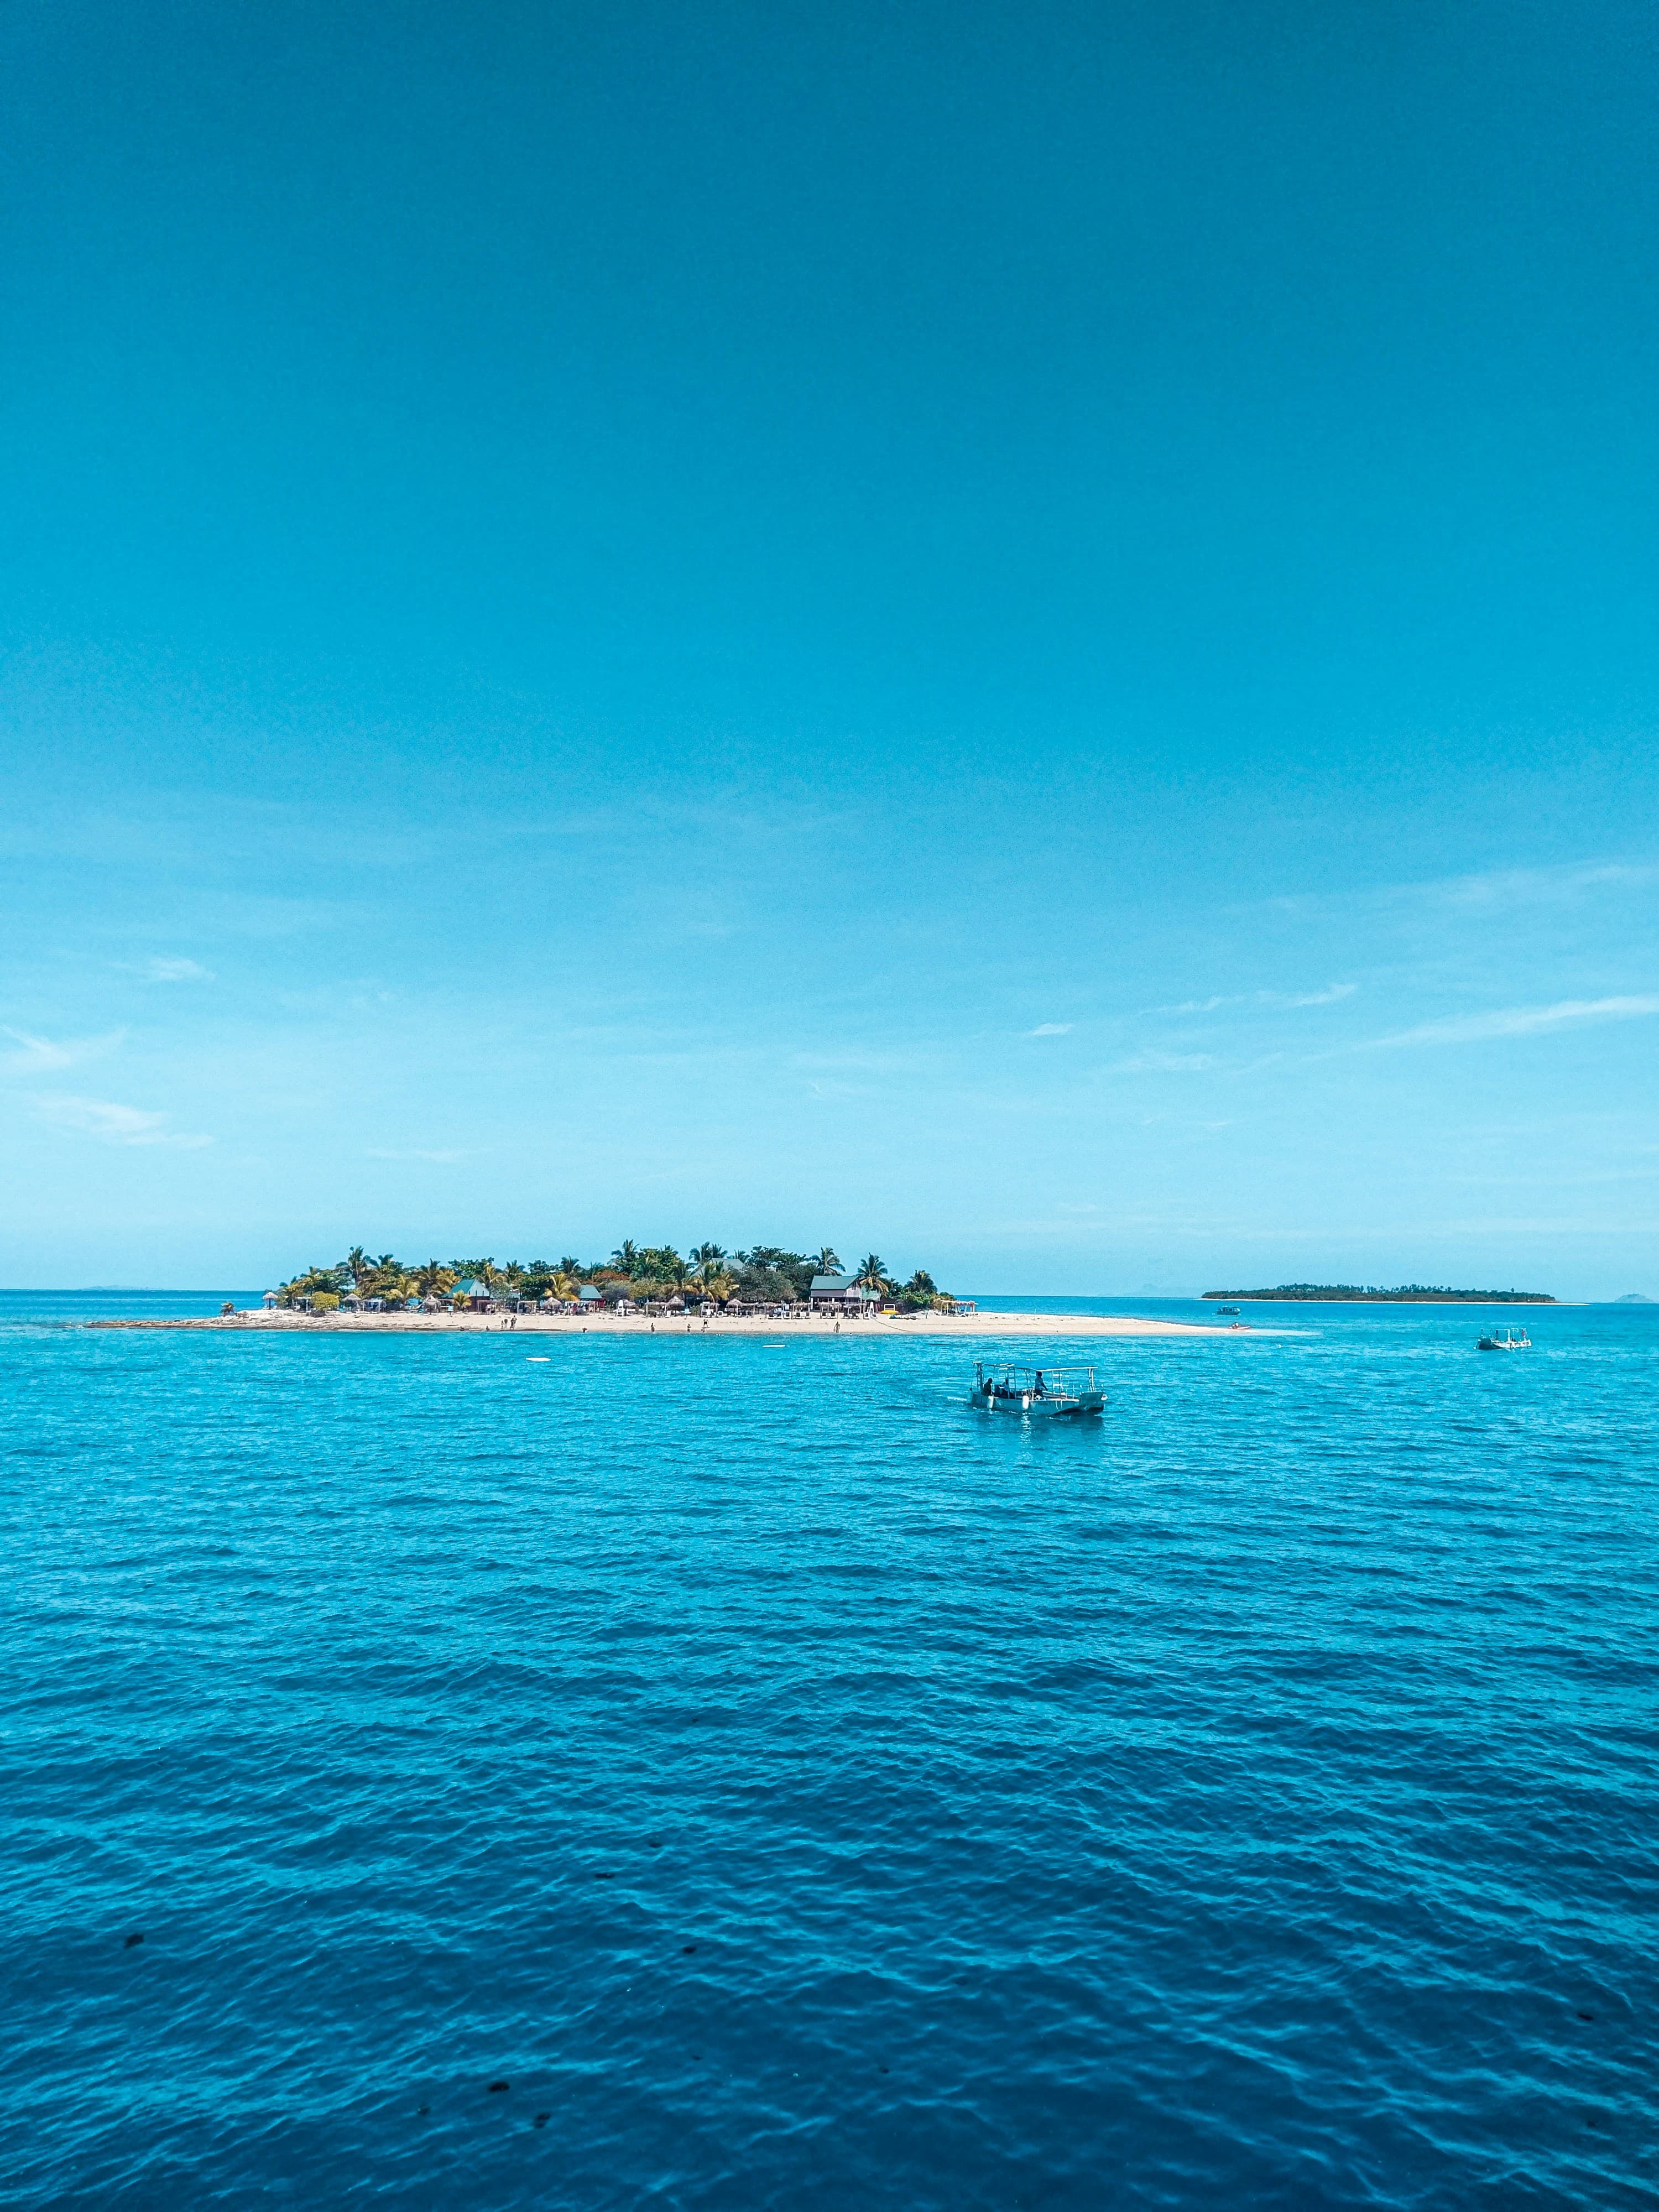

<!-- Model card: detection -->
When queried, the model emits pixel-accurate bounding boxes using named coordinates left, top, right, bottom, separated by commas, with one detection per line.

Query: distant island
left=1203, top=1284, right=1556, bottom=1303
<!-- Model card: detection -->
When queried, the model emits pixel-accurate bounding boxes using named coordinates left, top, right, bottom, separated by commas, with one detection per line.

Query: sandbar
left=91, top=1307, right=1218, bottom=1339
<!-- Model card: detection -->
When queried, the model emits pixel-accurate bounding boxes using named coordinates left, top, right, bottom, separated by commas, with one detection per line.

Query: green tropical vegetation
left=274, top=1241, right=956, bottom=1311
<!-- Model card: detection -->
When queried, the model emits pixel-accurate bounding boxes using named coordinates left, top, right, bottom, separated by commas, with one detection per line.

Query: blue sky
left=2, top=0, right=1655, bottom=1293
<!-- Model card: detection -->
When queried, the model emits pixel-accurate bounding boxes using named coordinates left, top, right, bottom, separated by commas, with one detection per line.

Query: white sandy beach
left=96, top=1307, right=1220, bottom=1339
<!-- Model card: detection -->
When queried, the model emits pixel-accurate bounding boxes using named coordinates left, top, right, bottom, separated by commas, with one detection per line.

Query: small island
left=87, top=1239, right=1218, bottom=1340
left=1203, top=1284, right=1556, bottom=1303
left=271, top=1242, right=961, bottom=1316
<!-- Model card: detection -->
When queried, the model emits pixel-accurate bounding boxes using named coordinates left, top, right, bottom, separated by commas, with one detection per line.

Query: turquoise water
left=3, top=1296, right=1655, bottom=2207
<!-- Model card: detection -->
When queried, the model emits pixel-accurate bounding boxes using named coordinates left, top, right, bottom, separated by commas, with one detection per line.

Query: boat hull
left=971, top=1392, right=1105, bottom=1417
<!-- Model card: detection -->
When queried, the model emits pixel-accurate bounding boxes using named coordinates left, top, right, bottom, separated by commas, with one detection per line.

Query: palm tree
left=558, top=1256, right=583, bottom=1278
left=414, top=1260, right=455, bottom=1300
left=855, top=1254, right=889, bottom=1291
left=344, top=1245, right=371, bottom=1290
left=612, top=1240, right=640, bottom=1275
left=693, top=1242, right=726, bottom=1276
left=815, top=1246, right=842, bottom=1274
left=363, top=1253, right=411, bottom=1298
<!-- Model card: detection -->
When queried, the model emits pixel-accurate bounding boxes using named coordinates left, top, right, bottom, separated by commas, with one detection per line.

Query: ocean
left=2, top=1293, right=1654, bottom=2208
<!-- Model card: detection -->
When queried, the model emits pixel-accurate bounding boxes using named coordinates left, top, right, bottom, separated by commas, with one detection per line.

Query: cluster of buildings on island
left=265, top=1271, right=977, bottom=1319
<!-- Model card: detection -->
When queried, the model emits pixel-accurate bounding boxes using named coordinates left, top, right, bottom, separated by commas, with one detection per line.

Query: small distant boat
left=971, top=1362, right=1105, bottom=1417
left=1218, top=1305, right=1240, bottom=1316
left=1478, top=1327, right=1532, bottom=1351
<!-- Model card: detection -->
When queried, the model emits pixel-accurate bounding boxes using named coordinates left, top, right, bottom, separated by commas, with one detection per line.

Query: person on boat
left=1032, top=1370, right=1047, bottom=1396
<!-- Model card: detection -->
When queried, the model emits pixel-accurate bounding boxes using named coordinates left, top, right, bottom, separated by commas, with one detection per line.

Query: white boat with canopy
left=971, top=1362, right=1105, bottom=1417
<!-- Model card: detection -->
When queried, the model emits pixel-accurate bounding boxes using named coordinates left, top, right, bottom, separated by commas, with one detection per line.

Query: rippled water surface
left=3, top=1298, right=1656, bottom=2208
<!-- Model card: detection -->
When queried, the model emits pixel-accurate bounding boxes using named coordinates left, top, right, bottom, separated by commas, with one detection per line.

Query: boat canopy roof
left=978, top=1363, right=1097, bottom=1387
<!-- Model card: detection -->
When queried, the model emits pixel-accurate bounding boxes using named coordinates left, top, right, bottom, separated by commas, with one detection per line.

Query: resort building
left=808, top=1272, right=882, bottom=1314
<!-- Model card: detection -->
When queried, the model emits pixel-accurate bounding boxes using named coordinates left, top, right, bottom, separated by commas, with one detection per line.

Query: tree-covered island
left=1203, top=1284, right=1556, bottom=1303
left=274, top=1244, right=959, bottom=1315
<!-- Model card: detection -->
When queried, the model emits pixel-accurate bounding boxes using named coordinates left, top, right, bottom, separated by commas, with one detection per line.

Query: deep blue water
left=3, top=1297, right=1655, bottom=2208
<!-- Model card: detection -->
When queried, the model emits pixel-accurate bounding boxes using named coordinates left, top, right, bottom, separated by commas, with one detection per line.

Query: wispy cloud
left=131, top=956, right=215, bottom=984
left=0, top=1026, right=125, bottom=1076
left=1365, top=995, right=1659, bottom=1049
left=1259, top=857, right=1655, bottom=924
left=791, top=1050, right=933, bottom=1074
left=1027, top=1022, right=1073, bottom=1036
left=1154, top=984, right=1355, bottom=1015
left=1428, top=861, right=1656, bottom=910
left=1275, top=983, right=1358, bottom=1008
left=34, top=1094, right=212, bottom=1147
left=1114, top=1050, right=1217, bottom=1073
left=363, top=1146, right=484, bottom=1164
